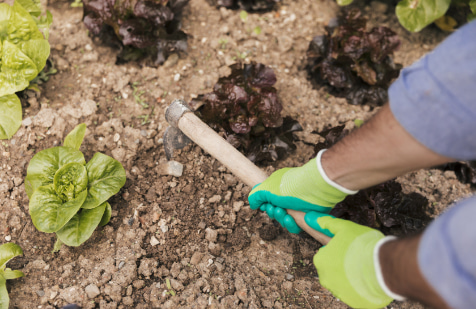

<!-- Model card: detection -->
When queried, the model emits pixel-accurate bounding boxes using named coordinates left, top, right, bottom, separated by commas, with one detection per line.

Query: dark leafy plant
left=83, top=0, right=189, bottom=65
left=25, top=124, right=125, bottom=251
left=207, top=0, right=280, bottom=11
left=312, top=125, right=431, bottom=234
left=0, top=0, right=52, bottom=139
left=331, top=181, right=431, bottom=234
left=189, top=62, right=302, bottom=163
left=307, top=8, right=402, bottom=106
left=439, top=161, right=476, bottom=187
left=0, top=243, right=24, bottom=309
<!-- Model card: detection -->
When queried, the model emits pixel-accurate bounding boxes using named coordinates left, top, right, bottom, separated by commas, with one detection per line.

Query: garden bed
left=0, top=0, right=473, bottom=308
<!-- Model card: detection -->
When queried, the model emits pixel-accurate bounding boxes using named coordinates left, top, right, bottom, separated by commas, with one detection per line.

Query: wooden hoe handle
left=177, top=112, right=331, bottom=245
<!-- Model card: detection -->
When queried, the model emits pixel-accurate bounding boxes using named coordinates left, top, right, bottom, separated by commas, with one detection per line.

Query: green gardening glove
left=304, top=212, right=401, bottom=309
left=248, top=150, right=357, bottom=234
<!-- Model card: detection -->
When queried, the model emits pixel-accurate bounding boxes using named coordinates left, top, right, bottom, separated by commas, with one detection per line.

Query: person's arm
left=322, top=103, right=452, bottom=191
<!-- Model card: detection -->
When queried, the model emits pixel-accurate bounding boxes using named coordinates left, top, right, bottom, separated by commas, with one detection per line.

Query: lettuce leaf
left=25, top=146, right=86, bottom=199
left=56, top=202, right=107, bottom=246
left=0, top=243, right=24, bottom=309
left=29, top=185, right=87, bottom=233
left=82, top=153, right=126, bottom=209
left=0, top=94, right=21, bottom=140
left=0, top=0, right=51, bottom=140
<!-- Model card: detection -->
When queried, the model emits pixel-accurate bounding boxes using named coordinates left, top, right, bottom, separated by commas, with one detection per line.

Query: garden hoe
left=163, top=99, right=331, bottom=245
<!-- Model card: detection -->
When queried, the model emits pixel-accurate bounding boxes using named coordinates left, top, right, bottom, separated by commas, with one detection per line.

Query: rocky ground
left=1, top=0, right=473, bottom=308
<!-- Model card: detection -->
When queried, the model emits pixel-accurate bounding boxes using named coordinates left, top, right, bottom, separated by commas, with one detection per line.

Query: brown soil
left=1, top=0, right=473, bottom=308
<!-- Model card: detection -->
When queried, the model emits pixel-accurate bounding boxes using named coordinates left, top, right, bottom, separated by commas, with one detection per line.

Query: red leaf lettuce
left=307, top=8, right=402, bottom=106
left=83, top=0, right=189, bottom=65
left=189, top=62, right=302, bottom=164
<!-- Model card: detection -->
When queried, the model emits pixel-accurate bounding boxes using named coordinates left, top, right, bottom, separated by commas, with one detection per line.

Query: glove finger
left=260, top=205, right=266, bottom=212
left=250, top=189, right=332, bottom=213
left=308, top=213, right=357, bottom=236
left=274, top=207, right=287, bottom=223
left=304, top=212, right=336, bottom=238
left=282, top=214, right=302, bottom=234
left=265, top=204, right=275, bottom=219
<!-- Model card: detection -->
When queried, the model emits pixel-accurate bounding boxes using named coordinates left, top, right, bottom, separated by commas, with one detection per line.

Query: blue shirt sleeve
left=389, top=20, right=476, bottom=160
left=418, top=196, right=476, bottom=309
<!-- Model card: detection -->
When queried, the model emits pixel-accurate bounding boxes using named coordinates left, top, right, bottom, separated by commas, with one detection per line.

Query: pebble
left=80, top=99, right=98, bottom=116
left=85, top=284, right=100, bottom=299
left=233, top=201, right=244, bottom=212
left=163, top=53, right=179, bottom=68
left=114, top=133, right=120, bottom=142
left=285, top=273, right=294, bottom=280
left=22, top=117, right=32, bottom=127
left=158, top=161, right=183, bottom=177
left=36, top=290, right=45, bottom=297
left=190, top=252, right=204, bottom=265
left=170, top=278, right=184, bottom=291
left=118, top=261, right=125, bottom=269
left=173, top=73, right=181, bottom=82
left=205, top=228, right=218, bottom=242
left=4, top=235, right=11, bottom=241
left=160, top=225, right=169, bottom=233
left=150, top=236, right=160, bottom=246
left=208, top=195, right=221, bottom=203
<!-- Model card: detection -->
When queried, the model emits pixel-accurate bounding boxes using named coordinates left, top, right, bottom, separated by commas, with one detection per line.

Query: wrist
left=373, top=236, right=406, bottom=301
left=316, top=150, right=358, bottom=195
left=378, top=235, right=450, bottom=309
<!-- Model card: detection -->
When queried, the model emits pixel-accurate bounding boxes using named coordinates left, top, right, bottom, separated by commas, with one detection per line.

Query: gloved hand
left=304, top=212, right=404, bottom=309
left=248, top=150, right=357, bottom=233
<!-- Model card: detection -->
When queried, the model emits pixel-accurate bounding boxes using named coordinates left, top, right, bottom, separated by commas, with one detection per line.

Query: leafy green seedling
left=165, top=278, right=176, bottom=296
left=25, top=124, right=126, bottom=250
left=0, top=243, right=24, bottom=309
left=71, top=0, right=83, bottom=7
left=240, top=10, right=248, bottom=22
left=354, top=119, right=364, bottom=128
left=0, top=0, right=52, bottom=140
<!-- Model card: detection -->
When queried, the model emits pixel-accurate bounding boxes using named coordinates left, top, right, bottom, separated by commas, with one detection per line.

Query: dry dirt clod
left=85, top=284, right=100, bottom=299
left=158, top=161, right=184, bottom=177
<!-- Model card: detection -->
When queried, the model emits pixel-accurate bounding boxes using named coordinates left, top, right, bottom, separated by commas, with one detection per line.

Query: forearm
left=379, top=235, right=450, bottom=309
left=321, top=104, right=452, bottom=191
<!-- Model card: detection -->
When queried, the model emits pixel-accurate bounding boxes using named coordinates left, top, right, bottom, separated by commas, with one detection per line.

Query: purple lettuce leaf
left=190, top=62, right=302, bottom=164
left=439, top=161, right=476, bottom=187
left=208, top=0, right=280, bottom=11
left=307, top=8, right=402, bottom=106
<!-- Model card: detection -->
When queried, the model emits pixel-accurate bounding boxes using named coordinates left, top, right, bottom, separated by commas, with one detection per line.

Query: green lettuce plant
left=336, top=0, right=475, bottom=32
left=0, top=243, right=24, bottom=309
left=0, top=0, right=52, bottom=139
left=25, top=124, right=126, bottom=251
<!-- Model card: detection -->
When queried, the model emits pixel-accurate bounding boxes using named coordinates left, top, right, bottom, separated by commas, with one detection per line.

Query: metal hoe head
left=163, top=99, right=193, bottom=160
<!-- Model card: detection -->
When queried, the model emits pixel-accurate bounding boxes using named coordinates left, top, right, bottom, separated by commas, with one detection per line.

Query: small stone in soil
left=85, top=284, right=100, bottom=299
left=158, top=161, right=183, bottom=177
left=205, top=228, right=218, bottom=242
left=150, top=236, right=160, bottom=246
